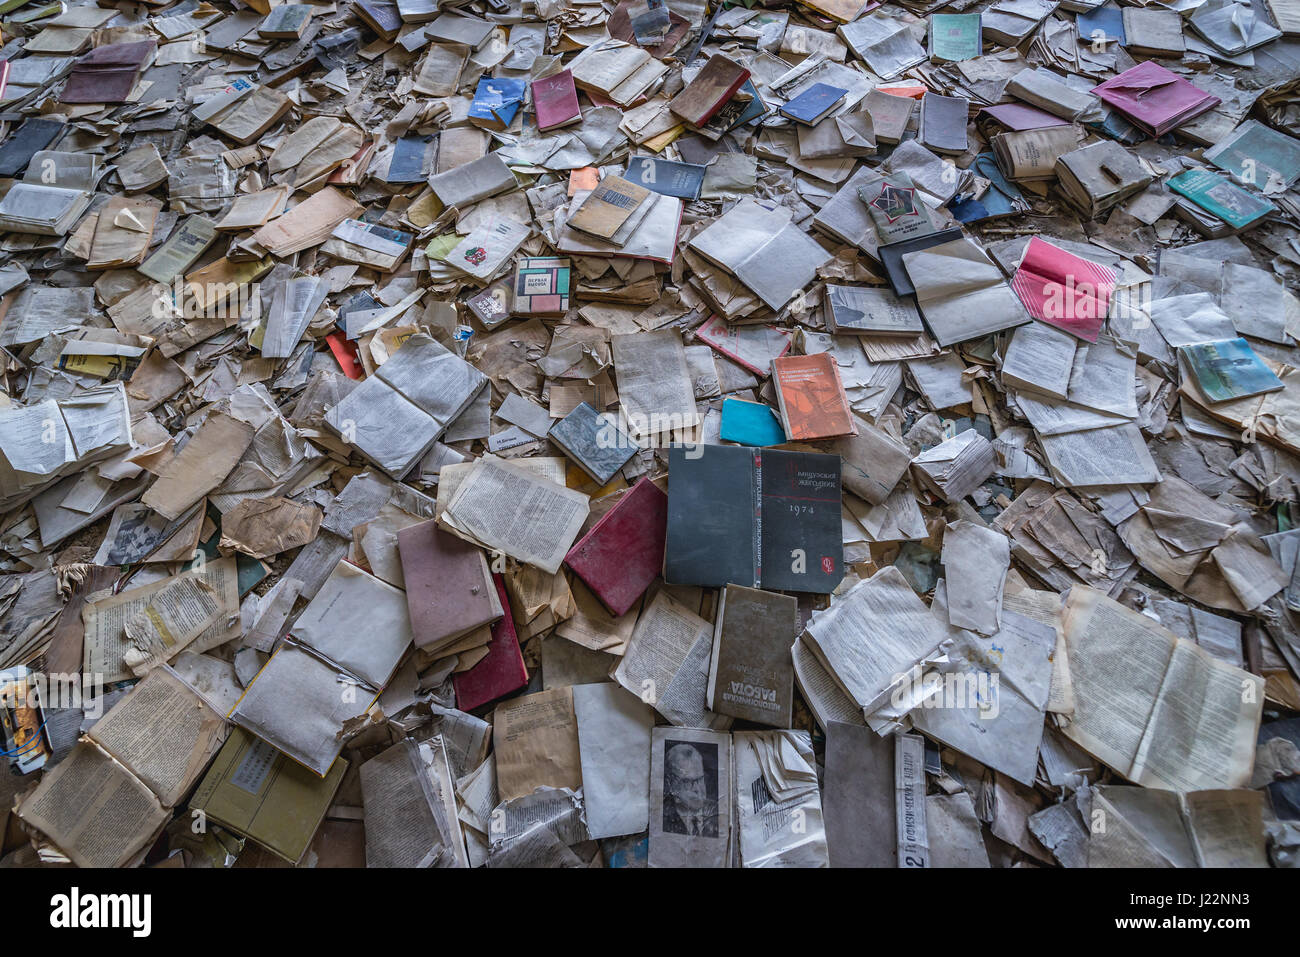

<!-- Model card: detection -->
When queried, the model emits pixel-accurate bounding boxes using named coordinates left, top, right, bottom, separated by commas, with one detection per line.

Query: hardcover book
left=468, top=76, right=527, bottom=131
left=771, top=352, right=856, bottom=441
left=564, top=476, right=667, bottom=616
left=778, top=81, right=848, bottom=125
left=706, top=584, right=798, bottom=727
left=625, top=156, right=707, bottom=200
left=453, top=575, right=528, bottom=712
left=669, top=53, right=751, bottom=127
left=397, top=518, right=503, bottom=653
left=665, top=444, right=843, bottom=593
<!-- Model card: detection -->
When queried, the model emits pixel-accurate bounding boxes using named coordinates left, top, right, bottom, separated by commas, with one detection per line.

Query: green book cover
left=929, top=13, right=982, bottom=62
left=1168, top=168, right=1275, bottom=230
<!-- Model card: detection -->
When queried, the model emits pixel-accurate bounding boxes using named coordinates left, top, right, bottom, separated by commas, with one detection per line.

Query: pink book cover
left=564, top=477, right=667, bottom=616
left=979, top=102, right=1068, bottom=131
left=1091, top=62, right=1220, bottom=136
left=533, top=69, right=581, bottom=131
left=453, top=575, right=528, bottom=712
left=1009, top=236, right=1117, bottom=342
left=694, top=314, right=792, bottom=376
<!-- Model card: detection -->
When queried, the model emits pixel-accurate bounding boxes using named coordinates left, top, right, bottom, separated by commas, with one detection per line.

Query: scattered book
left=258, top=3, right=313, bottom=38
left=532, top=69, right=582, bottom=132
left=669, top=53, right=750, bottom=127
left=564, top=476, right=667, bottom=616
left=771, top=352, right=857, bottom=441
left=706, top=585, right=798, bottom=727
left=719, top=397, right=786, bottom=446
left=1167, top=168, right=1276, bottom=233
left=512, top=256, right=570, bottom=316
left=928, top=13, right=982, bottom=61
left=624, top=156, right=707, bottom=201
left=398, top=518, right=503, bottom=654
left=824, top=284, right=925, bottom=336
left=548, top=401, right=638, bottom=485
left=469, top=76, right=527, bottom=131
left=453, top=576, right=528, bottom=711
left=665, top=444, right=843, bottom=593
left=1180, top=338, right=1285, bottom=403
left=565, top=174, right=653, bottom=243
left=779, top=82, right=848, bottom=126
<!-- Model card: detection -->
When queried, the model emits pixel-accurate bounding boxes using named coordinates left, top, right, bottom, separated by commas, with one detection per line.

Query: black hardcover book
left=0, top=118, right=65, bottom=177
left=548, top=402, right=638, bottom=485
left=665, top=445, right=842, bottom=593
left=876, top=226, right=964, bottom=297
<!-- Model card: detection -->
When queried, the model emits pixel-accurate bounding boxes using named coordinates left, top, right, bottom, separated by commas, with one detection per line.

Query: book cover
left=825, top=283, right=924, bottom=336
left=512, top=256, right=570, bottom=315
left=779, top=81, right=848, bottom=125
left=468, top=75, right=526, bottom=131
left=719, top=397, right=786, bottom=446
left=1181, top=337, right=1285, bottom=402
left=397, top=518, right=502, bottom=652
left=0, top=117, right=63, bottom=177
left=919, top=91, right=969, bottom=155
left=694, top=315, right=792, bottom=376
left=1009, top=236, right=1117, bottom=341
left=453, top=575, right=528, bottom=712
left=860, top=172, right=942, bottom=243
left=706, top=584, right=798, bottom=726
left=669, top=53, right=750, bottom=126
left=548, top=400, right=637, bottom=484
left=1168, top=168, right=1276, bottom=231
left=698, top=79, right=769, bottom=138
left=625, top=156, right=707, bottom=200
left=566, top=174, right=652, bottom=240
left=533, top=69, right=581, bottom=131
left=627, top=0, right=671, bottom=43
left=564, top=476, right=667, bottom=616
left=1091, top=61, right=1219, bottom=136
left=928, top=13, right=981, bottom=61
left=354, top=0, right=402, bottom=40
left=664, top=445, right=842, bottom=593
left=771, top=352, right=856, bottom=441
left=189, top=727, right=347, bottom=864
left=258, top=3, right=312, bottom=38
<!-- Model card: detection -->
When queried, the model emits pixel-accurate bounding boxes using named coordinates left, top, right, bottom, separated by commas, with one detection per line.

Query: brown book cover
left=397, top=518, right=502, bottom=652
left=565, top=174, right=650, bottom=240
left=706, top=584, right=798, bottom=727
left=771, top=352, right=856, bottom=440
left=60, top=39, right=155, bottom=105
left=669, top=54, right=750, bottom=127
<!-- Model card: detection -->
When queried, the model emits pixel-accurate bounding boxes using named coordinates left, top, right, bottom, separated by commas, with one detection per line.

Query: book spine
left=751, top=450, right=762, bottom=588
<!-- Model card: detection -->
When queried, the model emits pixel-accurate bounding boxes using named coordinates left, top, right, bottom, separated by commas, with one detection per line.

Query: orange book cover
left=772, top=353, right=856, bottom=440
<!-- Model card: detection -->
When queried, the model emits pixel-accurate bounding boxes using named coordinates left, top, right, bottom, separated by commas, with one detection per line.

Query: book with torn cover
left=719, top=397, right=786, bottom=446
left=565, top=476, right=667, bottom=616
left=665, top=444, right=842, bottom=593
left=1091, top=61, right=1219, bottom=137
left=669, top=53, right=750, bottom=127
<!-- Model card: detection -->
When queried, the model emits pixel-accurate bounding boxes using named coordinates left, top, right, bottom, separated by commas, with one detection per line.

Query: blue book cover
left=1182, top=337, right=1284, bottom=402
left=468, top=76, right=526, bottom=128
left=720, top=398, right=786, bottom=447
left=1076, top=5, right=1124, bottom=46
left=779, top=82, right=848, bottom=125
left=1169, top=169, right=1276, bottom=230
left=625, top=156, right=707, bottom=200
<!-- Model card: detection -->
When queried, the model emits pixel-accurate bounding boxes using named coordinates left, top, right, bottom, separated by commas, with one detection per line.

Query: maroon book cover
left=61, top=40, right=156, bottom=105
left=532, top=69, right=581, bottom=132
left=564, top=476, right=667, bottom=616
left=453, top=575, right=528, bottom=712
left=397, top=519, right=501, bottom=652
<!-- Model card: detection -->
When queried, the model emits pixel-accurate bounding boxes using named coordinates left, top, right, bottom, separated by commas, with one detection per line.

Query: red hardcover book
left=564, top=477, right=667, bottom=616
left=453, top=575, right=528, bottom=712
left=668, top=54, right=750, bottom=127
left=532, top=69, right=582, bottom=132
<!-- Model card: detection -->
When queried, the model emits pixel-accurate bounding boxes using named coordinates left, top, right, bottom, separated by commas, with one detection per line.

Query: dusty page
left=792, top=634, right=867, bottom=729
left=1182, top=789, right=1269, bottom=868
left=734, top=730, right=828, bottom=867
left=86, top=666, right=229, bottom=807
left=359, top=739, right=449, bottom=867
left=492, top=687, right=583, bottom=801
left=444, top=457, right=589, bottom=573
left=801, top=565, right=947, bottom=715
left=17, top=740, right=168, bottom=869
left=649, top=726, right=732, bottom=867
left=141, top=411, right=256, bottom=520
left=894, top=732, right=929, bottom=868
left=1129, top=638, right=1264, bottom=791
left=82, top=556, right=240, bottom=684
left=614, top=589, right=730, bottom=729
left=572, top=681, right=654, bottom=839
left=1060, top=587, right=1176, bottom=780
left=940, top=520, right=1009, bottom=635
left=121, top=567, right=240, bottom=676
left=611, top=330, right=700, bottom=439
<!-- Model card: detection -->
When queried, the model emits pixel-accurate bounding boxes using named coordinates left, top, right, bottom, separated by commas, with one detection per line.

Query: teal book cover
left=1182, top=337, right=1284, bottom=403
left=929, top=14, right=981, bottom=61
left=1169, top=169, right=1275, bottom=230
left=720, top=398, right=786, bottom=446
